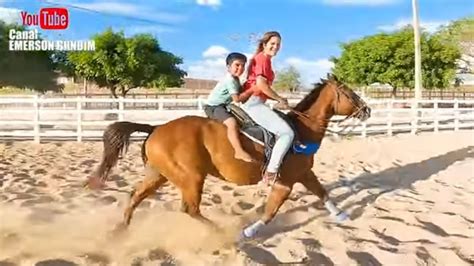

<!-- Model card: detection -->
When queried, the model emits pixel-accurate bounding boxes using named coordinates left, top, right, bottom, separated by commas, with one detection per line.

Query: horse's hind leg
left=179, top=177, right=212, bottom=224
left=300, top=171, right=349, bottom=222
left=120, top=165, right=167, bottom=228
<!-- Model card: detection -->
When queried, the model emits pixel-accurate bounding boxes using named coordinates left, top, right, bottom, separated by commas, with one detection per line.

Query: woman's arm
left=256, top=76, right=285, bottom=102
left=231, top=89, right=254, bottom=103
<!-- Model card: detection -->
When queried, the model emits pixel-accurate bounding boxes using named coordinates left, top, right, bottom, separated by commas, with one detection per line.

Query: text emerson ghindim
left=8, top=29, right=95, bottom=51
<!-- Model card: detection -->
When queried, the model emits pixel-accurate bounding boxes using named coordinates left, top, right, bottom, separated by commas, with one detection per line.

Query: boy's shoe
left=262, top=171, right=278, bottom=186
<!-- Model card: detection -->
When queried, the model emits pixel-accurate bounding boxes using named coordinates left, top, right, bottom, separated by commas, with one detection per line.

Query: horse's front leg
left=301, top=171, right=349, bottom=222
left=240, top=181, right=292, bottom=240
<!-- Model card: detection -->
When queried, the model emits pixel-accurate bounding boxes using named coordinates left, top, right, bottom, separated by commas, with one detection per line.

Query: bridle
left=333, top=84, right=369, bottom=125
left=287, top=83, right=369, bottom=134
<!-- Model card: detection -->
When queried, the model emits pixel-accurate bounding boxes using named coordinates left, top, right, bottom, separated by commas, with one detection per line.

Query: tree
left=66, top=28, right=186, bottom=97
left=436, top=16, right=473, bottom=75
left=0, top=21, right=62, bottom=93
left=273, top=66, right=301, bottom=92
left=331, top=27, right=461, bottom=95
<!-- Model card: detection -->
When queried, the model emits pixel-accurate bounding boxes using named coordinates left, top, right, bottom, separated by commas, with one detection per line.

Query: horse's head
left=323, top=74, right=371, bottom=121
left=292, top=74, right=371, bottom=132
left=326, top=75, right=371, bottom=121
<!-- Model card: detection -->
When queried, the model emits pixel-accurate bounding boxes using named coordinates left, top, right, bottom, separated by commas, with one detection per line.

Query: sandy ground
left=0, top=131, right=473, bottom=266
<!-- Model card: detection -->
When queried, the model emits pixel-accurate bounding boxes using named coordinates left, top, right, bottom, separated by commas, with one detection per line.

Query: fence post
left=434, top=100, right=439, bottom=133
left=361, top=121, right=367, bottom=138
left=33, top=95, right=40, bottom=143
left=118, top=97, right=124, bottom=121
left=411, top=99, right=418, bottom=135
left=159, top=96, right=164, bottom=110
left=454, top=100, right=459, bottom=131
left=331, top=120, right=338, bottom=138
left=197, top=96, right=203, bottom=111
left=387, top=99, right=393, bottom=136
left=76, top=97, right=82, bottom=142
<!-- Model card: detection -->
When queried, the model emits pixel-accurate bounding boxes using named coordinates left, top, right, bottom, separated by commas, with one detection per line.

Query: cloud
left=279, top=57, right=334, bottom=88
left=202, top=45, right=229, bottom=58
left=124, top=25, right=176, bottom=36
left=186, top=45, right=334, bottom=89
left=0, top=7, right=20, bottom=24
left=196, top=0, right=221, bottom=7
left=186, top=45, right=253, bottom=80
left=378, top=18, right=448, bottom=33
left=187, top=57, right=227, bottom=80
left=186, top=45, right=228, bottom=80
left=322, top=0, right=399, bottom=6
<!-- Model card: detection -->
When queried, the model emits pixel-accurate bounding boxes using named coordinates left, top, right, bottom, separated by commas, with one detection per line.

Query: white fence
left=0, top=96, right=473, bottom=143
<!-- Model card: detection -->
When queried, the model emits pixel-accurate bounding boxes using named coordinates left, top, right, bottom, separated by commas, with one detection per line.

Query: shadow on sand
left=329, top=145, right=473, bottom=220
left=239, top=145, right=473, bottom=265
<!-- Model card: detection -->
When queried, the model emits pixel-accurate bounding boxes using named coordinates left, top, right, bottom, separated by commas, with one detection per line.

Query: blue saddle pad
left=292, top=142, right=320, bottom=155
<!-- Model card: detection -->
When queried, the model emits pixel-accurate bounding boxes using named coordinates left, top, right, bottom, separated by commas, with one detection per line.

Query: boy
left=204, top=52, right=255, bottom=162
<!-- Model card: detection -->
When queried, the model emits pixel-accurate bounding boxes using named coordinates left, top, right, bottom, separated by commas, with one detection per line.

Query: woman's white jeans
left=242, top=96, right=295, bottom=173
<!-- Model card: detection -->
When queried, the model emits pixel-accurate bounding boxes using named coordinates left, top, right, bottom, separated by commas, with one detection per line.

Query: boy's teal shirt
left=206, top=73, right=241, bottom=106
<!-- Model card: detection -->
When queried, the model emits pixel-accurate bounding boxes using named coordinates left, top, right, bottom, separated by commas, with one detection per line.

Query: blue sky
left=1, top=0, right=472, bottom=87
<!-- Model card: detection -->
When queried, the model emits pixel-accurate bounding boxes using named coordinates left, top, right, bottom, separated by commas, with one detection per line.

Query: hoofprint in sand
left=0, top=131, right=473, bottom=265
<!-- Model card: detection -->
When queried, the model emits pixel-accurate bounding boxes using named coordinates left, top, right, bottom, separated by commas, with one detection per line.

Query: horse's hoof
left=84, top=176, right=105, bottom=190
left=334, top=211, right=349, bottom=223
left=108, top=222, right=128, bottom=238
left=235, top=231, right=260, bottom=249
left=235, top=231, right=250, bottom=247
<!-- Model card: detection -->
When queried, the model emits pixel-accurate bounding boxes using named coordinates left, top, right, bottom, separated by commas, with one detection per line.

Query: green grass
left=0, top=86, right=37, bottom=95
left=0, top=82, right=81, bottom=95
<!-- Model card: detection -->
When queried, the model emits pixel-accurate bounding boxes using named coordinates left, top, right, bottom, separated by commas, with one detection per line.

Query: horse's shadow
left=237, top=145, right=473, bottom=265
left=328, top=145, right=474, bottom=220
left=242, top=145, right=473, bottom=239
left=237, top=243, right=306, bottom=265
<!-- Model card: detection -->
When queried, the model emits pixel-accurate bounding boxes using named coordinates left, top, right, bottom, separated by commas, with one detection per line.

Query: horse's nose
left=361, top=106, right=371, bottom=121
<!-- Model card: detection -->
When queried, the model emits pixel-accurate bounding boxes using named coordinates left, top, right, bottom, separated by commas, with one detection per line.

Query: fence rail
left=0, top=97, right=473, bottom=143
left=3, top=88, right=473, bottom=100
left=366, top=90, right=474, bottom=100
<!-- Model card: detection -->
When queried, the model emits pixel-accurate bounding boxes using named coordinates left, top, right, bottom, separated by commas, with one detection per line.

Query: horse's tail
left=86, top=121, right=155, bottom=188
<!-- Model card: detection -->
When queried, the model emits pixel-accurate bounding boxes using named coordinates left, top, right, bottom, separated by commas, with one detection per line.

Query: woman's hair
left=254, top=31, right=281, bottom=55
left=245, top=31, right=281, bottom=80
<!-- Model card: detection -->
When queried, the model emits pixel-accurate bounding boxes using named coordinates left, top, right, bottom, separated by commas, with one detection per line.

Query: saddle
left=225, top=104, right=320, bottom=170
left=226, top=103, right=293, bottom=146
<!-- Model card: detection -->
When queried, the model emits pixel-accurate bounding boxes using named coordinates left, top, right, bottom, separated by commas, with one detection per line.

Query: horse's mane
left=293, top=76, right=333, bottom=112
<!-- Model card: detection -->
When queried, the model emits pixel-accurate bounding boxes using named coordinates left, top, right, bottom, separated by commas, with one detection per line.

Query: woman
left=241, top=31, right=294, bottom=184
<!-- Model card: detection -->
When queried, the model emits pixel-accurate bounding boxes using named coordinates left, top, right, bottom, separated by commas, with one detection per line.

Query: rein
left=289, top=108, right=347, bottom=133
left=289, top=108, right=311, bottom=120
left=285, top=84, right=368, bottom=135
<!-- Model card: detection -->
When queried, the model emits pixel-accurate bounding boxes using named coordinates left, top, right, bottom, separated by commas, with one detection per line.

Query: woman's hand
left=275, top=97, right=290, bottom=109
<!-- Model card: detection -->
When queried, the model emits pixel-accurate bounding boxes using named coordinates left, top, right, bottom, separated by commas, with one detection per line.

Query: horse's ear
left=327, top=73, right=340, bottom=84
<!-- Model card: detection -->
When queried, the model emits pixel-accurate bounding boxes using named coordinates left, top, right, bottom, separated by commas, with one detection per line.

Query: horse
left=86, top=74, right=371, bottom=240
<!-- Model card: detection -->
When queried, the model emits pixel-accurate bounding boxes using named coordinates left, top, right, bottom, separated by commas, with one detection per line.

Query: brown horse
left=87, top=74, right=371, bottom=240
